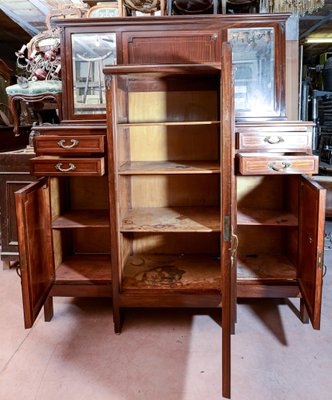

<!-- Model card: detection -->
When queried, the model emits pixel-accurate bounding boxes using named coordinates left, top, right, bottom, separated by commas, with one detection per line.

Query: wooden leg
left=300, top=298, right=309, bottom=324
left=221, top=0, right=227, bottom=14
left=113, top=304, right=123, bottom=335
left=7, top=96, right=20, bottom=136
left=55, top=94, right=62, bottom=121
left=2, top=260, right=11, bottom=270
left=44, top=297, right=54, bottom=322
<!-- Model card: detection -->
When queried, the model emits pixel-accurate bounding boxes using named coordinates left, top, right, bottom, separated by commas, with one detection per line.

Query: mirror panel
left=228, top=28, right=275, bottom=116
left=71, top=32, right=116, bottom=115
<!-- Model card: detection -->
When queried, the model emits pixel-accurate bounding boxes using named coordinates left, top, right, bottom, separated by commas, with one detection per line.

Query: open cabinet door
left=220, top=42, right=235, bottom=399
left=15, top=178, right=54, bottom=328
left=298, top=176, right=326, bottom=330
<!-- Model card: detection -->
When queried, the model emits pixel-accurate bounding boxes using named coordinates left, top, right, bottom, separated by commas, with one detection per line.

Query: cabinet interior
left=112, top=68, right=222, bottom=293
left=237, top=175, right=300, bottom=283
left=50, top=176, right=112, bottom=284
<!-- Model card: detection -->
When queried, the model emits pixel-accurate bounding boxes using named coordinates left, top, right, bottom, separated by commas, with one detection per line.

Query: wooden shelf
left=52, top=210, right=110, bottom=229
left=121, top=207, right=220, bottom=232
left=122, top=254, right=221, bottom=291
left=117, top=121, right=220, bottom=127
left=55, top=254, right=112, bottom=284
left=237, top=208, right=298, bottom=226
left=237, top=254, right=296, bottom=283
left=119, top=161, right=220, bottom=175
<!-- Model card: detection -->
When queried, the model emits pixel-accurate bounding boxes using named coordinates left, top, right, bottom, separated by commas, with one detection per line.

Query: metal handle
left=230, top=226, right=239, bottom=267
left=264, top=136, right=285, bottom=145
left=16, top=263, right=22, bottom=278
left=55, top=163, right=76, bottom=172
left=231, top=227, right=239, bottom=257
left=57, top=139, right=79, bottom=149
left=268, top=161, right=291, bottom=172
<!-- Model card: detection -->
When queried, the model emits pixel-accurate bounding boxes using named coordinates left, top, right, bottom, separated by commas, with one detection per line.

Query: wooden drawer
left=236, top=131, right=312, bottom=152
left=32, top=125, right=106, bottom=136
left=31, top=157, right=105, bottom=176
left=34, top=135, right=105, bottom=155
left=237, top=153, right=318, bottom=175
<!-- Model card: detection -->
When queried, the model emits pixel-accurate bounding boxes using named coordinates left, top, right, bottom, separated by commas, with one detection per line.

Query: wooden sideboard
left=0, top=146, right=35, bottom=269
left=13, top=15, right=326, bottom=399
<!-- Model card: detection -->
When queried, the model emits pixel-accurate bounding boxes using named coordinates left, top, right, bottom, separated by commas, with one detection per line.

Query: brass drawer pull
left=57, top=139, right=79, bottom=149
left=264, top=136, right=285, bottom=145
left=55, top=163, right=77, bottom=172
left=268, top=161, right=291, bottom=172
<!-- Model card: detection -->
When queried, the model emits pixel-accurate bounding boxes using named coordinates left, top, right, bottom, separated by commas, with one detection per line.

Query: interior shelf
left=117, top=121, right=220, bottom=127
left=237, top=208, right=298, bottom=226
left=55, top=254, right=112, bottom=284
left=237, top=254, right=297, bottom=282
left=121, top=207, right=220, bottom=232
left=119, top=161, right=220, bottom=175
left=122, top=254, right=221, bottom=291
left=52, top=210, right=110, bottom=229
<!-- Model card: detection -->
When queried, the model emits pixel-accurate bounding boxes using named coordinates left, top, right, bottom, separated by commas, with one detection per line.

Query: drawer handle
left=264, top=136, right=285, bottom=145
left=57, top=139, right=79, bottom=149
left=55, top=163, right=77, bottom=172
left=268, top=161, right=291, bottom=172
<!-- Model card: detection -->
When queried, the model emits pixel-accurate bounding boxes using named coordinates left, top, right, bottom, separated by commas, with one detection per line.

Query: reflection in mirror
left=228, top=28, right=275, bottom=116
left=72, top=33, right=117, bottom=115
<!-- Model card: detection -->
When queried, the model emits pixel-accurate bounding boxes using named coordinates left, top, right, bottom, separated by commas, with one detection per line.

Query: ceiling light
left=305, top=38, right=332, bottom=44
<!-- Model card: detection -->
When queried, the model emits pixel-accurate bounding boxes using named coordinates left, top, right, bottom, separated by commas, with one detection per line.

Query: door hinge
left=224, top=215, right=230, bottom=241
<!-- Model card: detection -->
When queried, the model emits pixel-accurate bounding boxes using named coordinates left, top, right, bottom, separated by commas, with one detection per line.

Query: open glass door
left=15, top=178, right=54, bottom=328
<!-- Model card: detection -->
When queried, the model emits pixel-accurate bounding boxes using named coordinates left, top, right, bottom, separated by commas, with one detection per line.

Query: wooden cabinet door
left=220, top=42, right=235, bottom=399
left=123, top=30, right=221, bottom=64
left=298, top=176, right=326, bottom=330
left=15, top=178, right=54, bottom=328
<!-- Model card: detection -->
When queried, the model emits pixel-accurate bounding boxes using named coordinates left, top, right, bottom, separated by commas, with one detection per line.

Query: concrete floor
left=0, top=224, right=332, bottom=400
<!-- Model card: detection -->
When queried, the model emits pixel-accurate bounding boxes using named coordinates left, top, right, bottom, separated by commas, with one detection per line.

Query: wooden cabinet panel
left=298, top=176, right=326, bottom=330
left=238, top=154, right=318, bottom=175
left=0, top=150, right=35, bottom=266
left=15, top=179, right=54, bottom=328
left=34, top=135, right=105, bottom=155
left=123, top=31, right=220, bottom=64
left=1, top=180, right=33, bottom=255
left=31, top=157, right=105, bottom=176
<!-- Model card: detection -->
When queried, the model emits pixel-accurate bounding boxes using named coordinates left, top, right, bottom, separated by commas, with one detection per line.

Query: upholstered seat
left=6, top=80, right=62, bottom=135
left=6, top=80, right=62, bottom=96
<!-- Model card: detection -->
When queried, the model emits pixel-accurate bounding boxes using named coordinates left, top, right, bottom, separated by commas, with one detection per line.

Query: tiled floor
left=0, top=224, right=332, bottom=400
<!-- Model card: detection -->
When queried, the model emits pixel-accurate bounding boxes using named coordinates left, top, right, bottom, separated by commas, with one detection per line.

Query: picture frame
left=87, top=3, right=123, bottom=18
